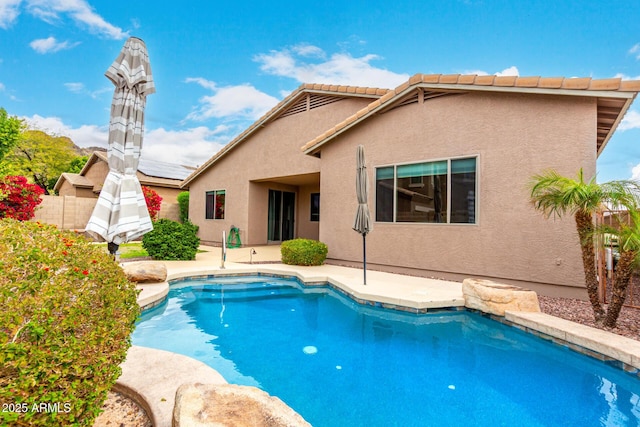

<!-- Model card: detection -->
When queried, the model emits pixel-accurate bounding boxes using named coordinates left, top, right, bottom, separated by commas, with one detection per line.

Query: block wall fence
left=33, top=195, right=180, bottom=231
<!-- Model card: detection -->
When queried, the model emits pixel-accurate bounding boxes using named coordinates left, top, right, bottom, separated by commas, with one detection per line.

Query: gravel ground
left=538, top=295, right=640, bottom=341
left=93, top=391, right=151, bottom=427
left=94, top=296, right=639, bottom=426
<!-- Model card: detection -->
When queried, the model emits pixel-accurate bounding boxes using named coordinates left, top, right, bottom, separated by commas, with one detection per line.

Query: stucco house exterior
left=183, top=73, right=640, bottom=298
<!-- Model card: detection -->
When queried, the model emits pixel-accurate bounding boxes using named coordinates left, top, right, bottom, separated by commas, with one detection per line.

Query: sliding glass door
left=268, top=190, right=295, bottom=241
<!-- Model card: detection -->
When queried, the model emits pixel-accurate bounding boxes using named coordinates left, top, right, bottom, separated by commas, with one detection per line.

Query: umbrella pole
left=363, top=233, right=367, bottom=285
left=107, top=242, right=120, bottom=261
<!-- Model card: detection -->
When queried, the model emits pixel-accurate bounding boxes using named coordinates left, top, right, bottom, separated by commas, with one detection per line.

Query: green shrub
left=0, top=219, right=140, bottom=426
left=142, top=218, right=200, bottom=260
left=177, top=191, right=190, bottom=223
left=281, top=238, right=328, bottom=266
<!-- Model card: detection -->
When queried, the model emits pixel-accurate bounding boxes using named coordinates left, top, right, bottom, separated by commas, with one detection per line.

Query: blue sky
left=1, top=0, right=639, bottom=182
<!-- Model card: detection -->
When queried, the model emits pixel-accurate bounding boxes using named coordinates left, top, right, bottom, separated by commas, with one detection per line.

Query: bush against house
left=177, top=191, right=189, bottom=223
left=142, top=218, right=199, bottom=260
left=0, top=219, right=140, bottom=426
left=0, top=175, right=44, bottom=220
left=281, top=238, right=328, bottom=266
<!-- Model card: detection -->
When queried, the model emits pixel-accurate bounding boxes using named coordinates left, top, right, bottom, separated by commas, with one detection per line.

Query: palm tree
left=603, top=208, right=640, bottom=328
left=530, top=169, right=640, bottom=322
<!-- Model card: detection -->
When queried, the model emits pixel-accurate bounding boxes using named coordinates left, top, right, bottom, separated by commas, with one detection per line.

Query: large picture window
left=376, top=157, right=476, bottom=224
left=205, top=190, right=225, bottom=219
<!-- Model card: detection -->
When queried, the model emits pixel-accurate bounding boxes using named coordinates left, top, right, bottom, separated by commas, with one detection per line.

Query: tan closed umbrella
left=353, top=145, right=372, bottom=285
left=86, top=37, right=156, bottom=254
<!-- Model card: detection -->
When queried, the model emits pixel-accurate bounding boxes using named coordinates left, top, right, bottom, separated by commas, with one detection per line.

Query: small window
left=205, top=190, right=225, bottom=220
left=310, top=193, right=320, bottom=222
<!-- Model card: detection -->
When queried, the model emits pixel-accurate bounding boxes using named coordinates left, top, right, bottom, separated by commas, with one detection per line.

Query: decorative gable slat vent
left=423, top=91, right=458, bottom=101
left=278, top=96, right=308, bottom=119
left=397, top=92, right=420, bottom=108
left=309, top=94, right=343, bottom=109
left=277, top=94, right=345, bottom=120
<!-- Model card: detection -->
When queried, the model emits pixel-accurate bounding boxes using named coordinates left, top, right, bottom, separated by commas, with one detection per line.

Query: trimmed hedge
left=0, top=219, right=140, bottom=426
left=142, top=218, right=200, bottom=260
left=281, top=238, right=328, bottom=266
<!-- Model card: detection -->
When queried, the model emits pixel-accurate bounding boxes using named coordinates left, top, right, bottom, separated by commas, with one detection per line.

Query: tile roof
left=181, top=83, right=389, bottom=187
left=53, top=172, right=94, bottom=192
left=302, top=73, right=640, bottom=156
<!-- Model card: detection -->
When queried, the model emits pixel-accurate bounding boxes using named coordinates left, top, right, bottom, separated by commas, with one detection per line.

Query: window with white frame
left=205, top=190, right=225, bottom=219
left=376, top=157, right=476, bottom=224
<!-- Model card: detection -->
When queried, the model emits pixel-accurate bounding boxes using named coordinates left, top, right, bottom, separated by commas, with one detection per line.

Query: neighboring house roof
left=54, top=151, right=195, bottom=193
left=86, top=151, right=196, bottom=181
left=302, top=73, right=640, bottom=157
left=181, top=83, right=390, bottom=187
left=53, top=172, right=94, bottom=192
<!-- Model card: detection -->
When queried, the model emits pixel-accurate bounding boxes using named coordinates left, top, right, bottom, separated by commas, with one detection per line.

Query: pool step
left=190, top=283, right=306, bottom=302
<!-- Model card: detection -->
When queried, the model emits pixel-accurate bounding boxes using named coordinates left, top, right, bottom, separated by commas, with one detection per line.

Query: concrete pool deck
left=120, top=245, right=640, bottom=427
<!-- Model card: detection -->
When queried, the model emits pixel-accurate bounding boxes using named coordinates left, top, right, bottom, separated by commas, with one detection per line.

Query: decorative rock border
left=462, top=278, right=541, bottom=316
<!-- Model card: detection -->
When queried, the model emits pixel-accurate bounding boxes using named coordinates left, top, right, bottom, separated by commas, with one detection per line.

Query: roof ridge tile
left=458, top=75, right=477, bottom=84
left=422, top=74, right=441, bottom=83
left=439, top=74, right=460, bottom=84
left=561, top=77, right=591, bottom=90
left=494, top=75, right=518, bottom=86
left=538, top=77, right=564, bottom=88
left=475, top=75, right=495, bottom=85
left=588, top=78, right=622, bottom=91
left=514, top=76, right=540, bottom=87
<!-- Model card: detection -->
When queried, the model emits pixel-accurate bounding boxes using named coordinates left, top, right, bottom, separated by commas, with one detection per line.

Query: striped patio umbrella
left=86, top=37, right=155, bottom=254
left=353, top=145, right=372, bottom=285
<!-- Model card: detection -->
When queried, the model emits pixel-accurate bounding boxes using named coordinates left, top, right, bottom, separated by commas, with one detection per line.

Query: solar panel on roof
left=138, top=157, right=195, bottom=180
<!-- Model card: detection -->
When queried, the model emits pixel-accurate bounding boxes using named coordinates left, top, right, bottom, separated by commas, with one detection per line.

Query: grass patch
left=98, top=241, right=206, bottom=259
left=98, top=242, right=149, bottom=259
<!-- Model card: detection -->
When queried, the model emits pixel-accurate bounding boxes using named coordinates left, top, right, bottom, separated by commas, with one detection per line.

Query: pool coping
left=123, top=263, right=640, bottom=426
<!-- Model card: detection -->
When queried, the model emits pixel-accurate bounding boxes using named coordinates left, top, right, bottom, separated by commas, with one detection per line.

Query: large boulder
left=462, top=278, right=541, bottom=316
left=173, top=383, right=311, bottom=427
left=121, top=261, right=167, bottom=283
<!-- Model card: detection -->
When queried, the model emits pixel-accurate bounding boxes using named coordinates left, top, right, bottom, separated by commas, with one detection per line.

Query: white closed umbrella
left=353, top=145, right=372, bottom=285
left=86, top=37, right=155, bottom=254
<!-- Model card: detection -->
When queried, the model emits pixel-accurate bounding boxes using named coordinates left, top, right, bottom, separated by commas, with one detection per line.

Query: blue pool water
left=132, top=275, right=640, bottom=426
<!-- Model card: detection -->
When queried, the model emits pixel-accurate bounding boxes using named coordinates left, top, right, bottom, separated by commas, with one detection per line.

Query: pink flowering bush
left=0, top=175, right=44, bottom=220
left=142, top=186, right=162, bottom=221
left=0, top=219, right=140, bottom=426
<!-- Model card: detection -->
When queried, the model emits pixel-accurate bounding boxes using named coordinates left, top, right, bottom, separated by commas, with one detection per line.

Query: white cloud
left=630, top=43, right=640, bottom=60
left=292, top=44, right=325, bottom=58
left=6, top=0, right=128, bottom=39
left=30, top=36, right=79, bottom=53
left=0, top=0, right=22, bottom=29
left=619, top=110, right=640, bottom=131
left=496, top=66, right=520, bottom=76
left=142, top=126, right=228, bottom=167
left=632, top=163, right=640, bottom=180
left=0, top=82, right=5, bottom=91
left=64, top=82, right=85, bottom=93
left=614, top=73, right=640, bottom=81
left=21, top=113, right=228, bottom=167
left=185, top=79, right=279, bottom=122
left=64, top=82, right=111, bottom=99
left=23, top=114, right=109, bottom=148
left=253, top=44, right=409, bottom=88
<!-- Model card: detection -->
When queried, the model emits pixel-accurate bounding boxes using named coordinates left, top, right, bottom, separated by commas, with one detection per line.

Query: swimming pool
left=132, top=275, right=640, bottom=426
